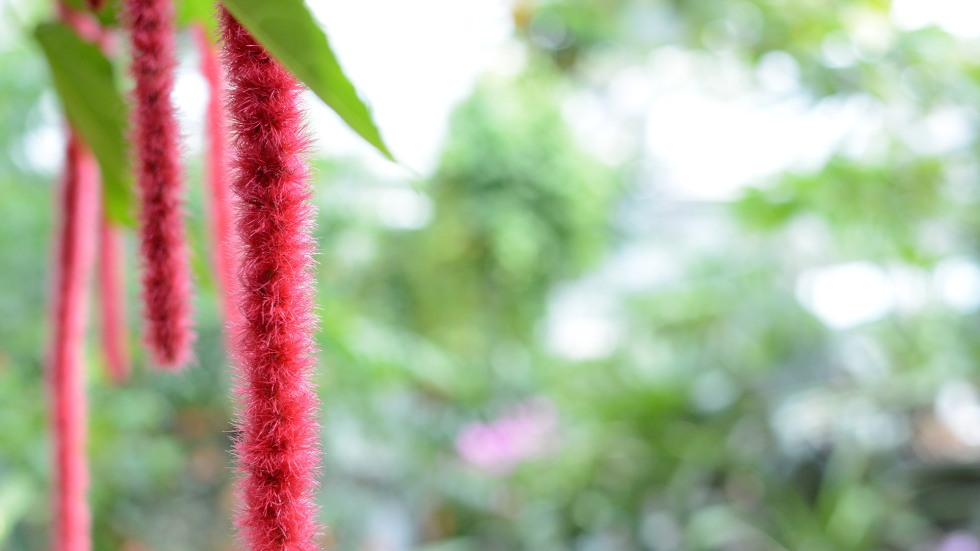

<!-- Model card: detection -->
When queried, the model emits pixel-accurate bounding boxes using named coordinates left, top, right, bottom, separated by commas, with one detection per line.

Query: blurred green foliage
left=5, top=0, right=980, bottom=550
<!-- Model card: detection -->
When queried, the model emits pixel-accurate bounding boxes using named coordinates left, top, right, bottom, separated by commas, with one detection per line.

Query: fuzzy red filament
left=98, top=217, right=130, bottom=383
left=51, top=133, right=99, bottom=551
left=125, top=0, right=194, bottom=368
left=193, top=24, right=240, bottom=332
left=220, top=9, right=322, bottom=550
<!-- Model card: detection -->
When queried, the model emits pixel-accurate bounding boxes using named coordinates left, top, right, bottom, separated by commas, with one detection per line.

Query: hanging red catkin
left=220, top=9, right=321, bottom=550
left=192, top=24, right=240, bottom=332
left=98, top=218, right=130, bottom=383
left=51, top=133, right=99, bottom=551
left=125, top=0, right=194, bottom=369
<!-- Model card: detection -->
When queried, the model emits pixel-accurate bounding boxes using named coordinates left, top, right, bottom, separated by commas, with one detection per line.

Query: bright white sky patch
left=796, top=262, right=895, bottom=329
left=645, top=91, right=877, bottom=200
left=900, top=107, right=975, bottom=156
left=934, top=257, right=980, bottom=312
left=632, top=47, right=883, bottom=201
left=793, top=259, right=980, bottom=329
left=369, top=187, right=433, bottom=230
left=891, top=0, right=980, bottom=38
left=545, top=285, right=622, bottom=361
left=173, top=56, right=208, bottom=153
left=20, top=92, right=63, bottom=176
left=305, top=0, right=513, bottom=176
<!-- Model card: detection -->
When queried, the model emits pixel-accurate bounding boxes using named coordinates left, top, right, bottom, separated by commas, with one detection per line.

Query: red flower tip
left=125, top=0, right=195, bottom=369
left=98, top=217, right=131, bottom=384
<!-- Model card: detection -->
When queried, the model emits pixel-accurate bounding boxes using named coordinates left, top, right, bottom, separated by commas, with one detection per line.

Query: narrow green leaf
left=221, top=0, right=394, bottom=161
left=35, top=22, right=133, bottom=225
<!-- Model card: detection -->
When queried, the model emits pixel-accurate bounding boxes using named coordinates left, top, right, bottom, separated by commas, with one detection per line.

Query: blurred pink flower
left=456, top=397, right=559, bottom=475
left=935, top=533, right=980, bottom=551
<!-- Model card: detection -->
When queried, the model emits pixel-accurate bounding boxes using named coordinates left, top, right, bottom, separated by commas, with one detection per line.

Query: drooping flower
left=192, top=24, right=239, bottom=333
left=98, top=217, right=130, bottom=383
left=125, top=0, right=194, bottom=369
left=220, top=9, right=321, bottom=550
left=51, top=133, right=99, bottom=551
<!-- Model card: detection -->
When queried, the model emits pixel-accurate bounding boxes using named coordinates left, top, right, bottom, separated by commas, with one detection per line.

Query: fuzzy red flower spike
left=124, top=0, right=195, bottom=369
left=193, top=24, right=240, bottom=334
left=50, top=134, right=99, bottom=551
left=97, top=217, right=130, bottom=383
left=221, top=8, right=322, bottom=550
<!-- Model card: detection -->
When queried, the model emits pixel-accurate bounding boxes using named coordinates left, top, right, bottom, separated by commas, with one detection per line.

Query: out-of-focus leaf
left=60, top=0, right=86, bottom=11
left=221, top=0, right=394, bottom=161
left=0, top=478, right=34, bottom=542
left=178, top=0, right=216, bottom=35
left=35, top=22, right=133, bottom=225
left=93, top=0, right=121, bottom=26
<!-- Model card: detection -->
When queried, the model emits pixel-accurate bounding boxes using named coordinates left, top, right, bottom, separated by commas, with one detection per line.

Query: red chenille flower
left=98, top=217, right=130, bottom=383
left=221, top=9, right=321, bottom=550
left=51, top=133, right=99, bottom=551
left=193, top=24, right=240, bottom=333
left=125, top=0, right=194, bottom=369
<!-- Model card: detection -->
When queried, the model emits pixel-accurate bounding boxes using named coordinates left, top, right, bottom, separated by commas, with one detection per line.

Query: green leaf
left=59, top=0, right=86, bottom=11
left=93, top=0, right=122, bottom=27
left=178, top=0, right=217, bottom=36
left=35, top=22, right=133, bottom=225
left=221, top=0, right=394, bottom=161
